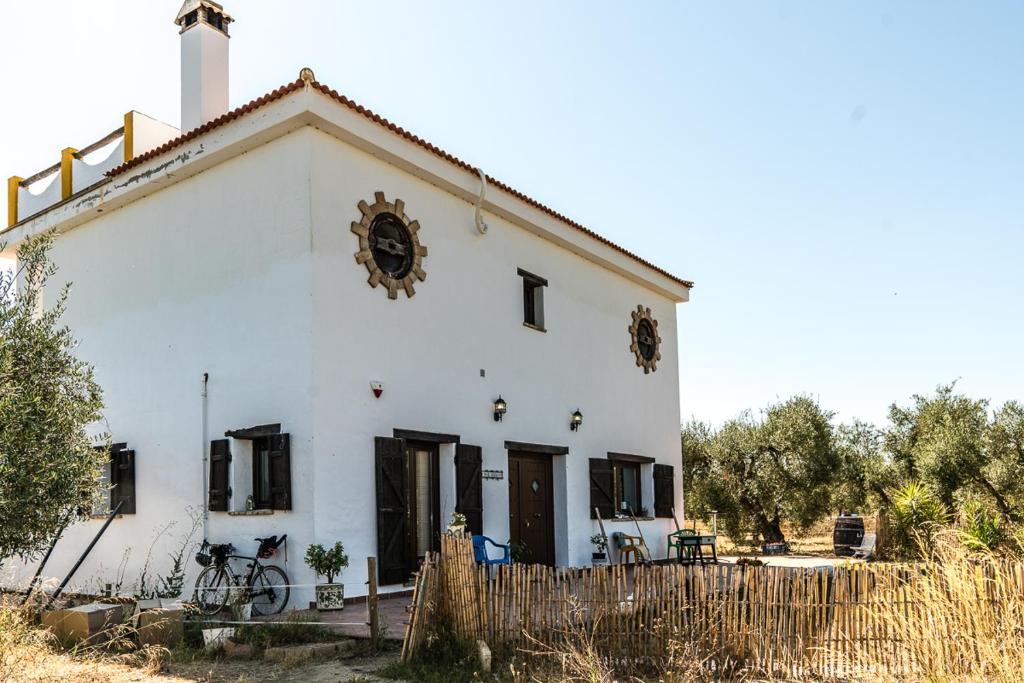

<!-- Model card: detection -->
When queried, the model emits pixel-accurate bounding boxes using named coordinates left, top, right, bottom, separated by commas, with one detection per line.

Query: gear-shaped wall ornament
left=351, top=191, right=427, bottom=299
left=628, top=305, right=662, bottom=374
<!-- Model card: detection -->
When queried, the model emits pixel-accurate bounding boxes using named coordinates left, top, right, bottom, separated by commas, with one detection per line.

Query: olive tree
left=0, top=231, right=106, bottom=562
left=833, top=419, right=900, bottom=513
left=886, top=384, right=1018, bottom=520
left=682, top=396, right=839, bottom=544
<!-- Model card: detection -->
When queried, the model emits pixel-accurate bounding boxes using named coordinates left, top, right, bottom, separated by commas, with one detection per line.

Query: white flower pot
left=447, top=524, right=466, bottom=536
left=315, top=583, right=345, bottom=611
left=202, top=627, right=235, bottom=651
left=228, top=586, right=252, bottom=622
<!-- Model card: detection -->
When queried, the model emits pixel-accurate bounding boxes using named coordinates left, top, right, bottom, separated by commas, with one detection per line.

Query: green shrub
left=886, top=481, right=949, bottom=559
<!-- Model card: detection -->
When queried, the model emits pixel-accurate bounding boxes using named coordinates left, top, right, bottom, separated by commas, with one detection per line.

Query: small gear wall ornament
left=628, top=305, right=662, bottom=374
left=351, top=191, right=427, bottom=299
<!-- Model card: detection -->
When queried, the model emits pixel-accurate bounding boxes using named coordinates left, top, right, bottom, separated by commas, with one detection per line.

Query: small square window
left=518, top=268, right=547, bottom=331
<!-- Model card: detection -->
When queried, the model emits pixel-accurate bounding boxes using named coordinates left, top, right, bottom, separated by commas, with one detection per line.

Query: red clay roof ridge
left=106, top=77, right=693, bottom=290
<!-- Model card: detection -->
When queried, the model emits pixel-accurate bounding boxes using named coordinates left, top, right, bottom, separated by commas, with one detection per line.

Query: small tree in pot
left=305, top=542, right=349, bottom=611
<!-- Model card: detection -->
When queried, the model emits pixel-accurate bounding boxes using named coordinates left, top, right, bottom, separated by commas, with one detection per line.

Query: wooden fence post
left=367, top=556, right=380, bottom=648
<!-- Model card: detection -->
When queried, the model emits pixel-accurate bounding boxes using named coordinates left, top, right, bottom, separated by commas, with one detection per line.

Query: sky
left=1, top=1, right=1021, bottom=428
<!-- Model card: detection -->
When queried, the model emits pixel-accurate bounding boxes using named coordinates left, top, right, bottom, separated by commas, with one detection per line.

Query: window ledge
left=90, top=514, right=125, bottom=520
left=227, top=509, right=275, bottom=517
left=605, top=517, right=656, bottom=523
left=522, top=322, right=546, bottom=333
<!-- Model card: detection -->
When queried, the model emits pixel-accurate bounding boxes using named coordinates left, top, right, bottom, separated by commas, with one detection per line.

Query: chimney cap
left=175, top=0, right=232, bottom=27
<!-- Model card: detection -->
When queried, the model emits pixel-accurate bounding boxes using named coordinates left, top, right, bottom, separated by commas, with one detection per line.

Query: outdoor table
left=675, top=534, right=718, bottom=565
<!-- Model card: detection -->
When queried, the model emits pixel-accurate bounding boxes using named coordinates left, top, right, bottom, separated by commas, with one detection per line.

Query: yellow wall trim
left=60, top=148, right=78, bottom=200
left=123, top=112, right=134, bottom=164
left=7, top=176, right=22, bottom=227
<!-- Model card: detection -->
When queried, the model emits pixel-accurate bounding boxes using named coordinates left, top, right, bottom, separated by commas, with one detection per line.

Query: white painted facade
left=2, top=10, right=690, bottom=608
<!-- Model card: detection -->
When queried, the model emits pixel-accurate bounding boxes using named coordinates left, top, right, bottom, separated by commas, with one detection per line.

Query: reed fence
left=401, top=535, right=1024, bottom=678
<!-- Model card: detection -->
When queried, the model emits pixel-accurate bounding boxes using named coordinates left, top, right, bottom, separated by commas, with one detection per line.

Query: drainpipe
left=201, top=372, right=209, bottom=539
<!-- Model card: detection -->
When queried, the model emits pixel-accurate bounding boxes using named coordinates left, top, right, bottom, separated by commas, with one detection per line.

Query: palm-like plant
left=958, top=501, right=1003, bottom=553
left=886, top=481, right=949, bottom=559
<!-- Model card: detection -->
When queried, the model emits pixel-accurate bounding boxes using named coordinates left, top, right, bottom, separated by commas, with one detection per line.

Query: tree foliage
left=0, top=231, right=105, bottom=561
left=887, top=384, right=1020, bottom=520
left=682, top=396, right=839, bottom=544
left=683, top=384, right=1023, bottom=547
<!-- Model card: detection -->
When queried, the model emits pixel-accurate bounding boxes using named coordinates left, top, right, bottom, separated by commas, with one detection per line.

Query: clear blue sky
left=2, top=2, right=1021, bottom=427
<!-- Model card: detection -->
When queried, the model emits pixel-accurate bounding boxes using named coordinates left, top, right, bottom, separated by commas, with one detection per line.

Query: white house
left=3, top=2, right=692, bottom=605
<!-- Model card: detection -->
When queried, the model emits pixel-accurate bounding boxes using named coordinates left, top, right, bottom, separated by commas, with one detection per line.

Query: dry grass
left=0, top=603, right=176, bottom=683
left=862, top=537, right=1024, bottom=682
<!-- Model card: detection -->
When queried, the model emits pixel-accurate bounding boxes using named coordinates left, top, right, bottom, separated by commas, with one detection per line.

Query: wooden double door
left=508, top=451, right=555, bottom=566
left=375, top=435, right=483, bottom=585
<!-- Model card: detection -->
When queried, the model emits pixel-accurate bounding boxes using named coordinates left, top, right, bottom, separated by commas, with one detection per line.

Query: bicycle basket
left=194, top=551, right=211, bottom=567
left=209, top=544, right=231, bottom=565
left=257, top=534, right=287, bottom=559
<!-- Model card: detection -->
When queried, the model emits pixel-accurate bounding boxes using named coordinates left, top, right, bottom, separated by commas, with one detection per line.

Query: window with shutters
left=212, top=426, right=292, bottom=512
left=518, top=268, right=547, bottom=331
left=93, top=443, right=136, bottom=515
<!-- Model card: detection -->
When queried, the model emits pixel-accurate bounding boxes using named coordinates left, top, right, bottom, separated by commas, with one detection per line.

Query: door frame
left=507, top=450, right=556, bottom=566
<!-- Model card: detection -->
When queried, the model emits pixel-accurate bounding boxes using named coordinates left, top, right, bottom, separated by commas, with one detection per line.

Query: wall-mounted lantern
left=493, top=396, right=508, bottom=422
left=570, top=409, right=583, bottom=432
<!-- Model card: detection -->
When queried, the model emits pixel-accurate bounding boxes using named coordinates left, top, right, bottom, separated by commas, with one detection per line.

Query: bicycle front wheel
left=194, top=566, right=231, bottom=616
left=250, top=564, right=290, bottom=616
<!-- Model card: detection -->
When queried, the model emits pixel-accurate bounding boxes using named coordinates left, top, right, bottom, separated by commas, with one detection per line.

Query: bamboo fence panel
left=398, top=535, right=1021, bottom=677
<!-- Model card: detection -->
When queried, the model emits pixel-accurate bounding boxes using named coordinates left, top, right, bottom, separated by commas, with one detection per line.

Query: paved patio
left=315, top=593, right=411, bottom=641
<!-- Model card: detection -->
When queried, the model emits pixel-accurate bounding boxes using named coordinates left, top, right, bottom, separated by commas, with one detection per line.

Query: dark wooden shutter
left=654, top=464, right=675, bottom=518
left=589, top=458, right=615, bottom=519
left=375, top=436, right=409, bottom=585
left=208, top=439, right=231, bottom=512
left=269, top=433, right=292, bottom=511
left=455, top=444, right=483, bottom=535
left=111, top=447, right=136, bottom=514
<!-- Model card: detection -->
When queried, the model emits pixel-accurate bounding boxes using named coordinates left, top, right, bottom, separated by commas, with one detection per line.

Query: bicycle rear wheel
left=194, top=566, right=231, bottom=615
left=250, top=564, right=290, bottom=616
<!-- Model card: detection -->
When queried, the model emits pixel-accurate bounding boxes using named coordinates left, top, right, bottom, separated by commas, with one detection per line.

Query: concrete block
left=42, top=602, right=125, bottom=645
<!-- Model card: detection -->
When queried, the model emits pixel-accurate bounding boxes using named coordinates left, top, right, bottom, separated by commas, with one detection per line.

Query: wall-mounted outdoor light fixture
left=493, top=396, right=508, bottom=422
left=570, top=409, right=584, bottom=431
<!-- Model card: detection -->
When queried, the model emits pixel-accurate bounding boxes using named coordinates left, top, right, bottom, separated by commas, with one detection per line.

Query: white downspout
left=474, top=168, right=488, bottom=235
left=201, top=372, right=209, bottom=540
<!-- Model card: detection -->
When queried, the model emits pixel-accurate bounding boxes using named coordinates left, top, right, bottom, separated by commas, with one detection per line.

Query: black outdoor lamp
left=493, top=396, right=508, bottom=422
left=570, top=409, right=583, bottom=431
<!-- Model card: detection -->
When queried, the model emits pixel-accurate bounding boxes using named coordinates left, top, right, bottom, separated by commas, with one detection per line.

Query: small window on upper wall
left=518, top=268, right=547, bottom=331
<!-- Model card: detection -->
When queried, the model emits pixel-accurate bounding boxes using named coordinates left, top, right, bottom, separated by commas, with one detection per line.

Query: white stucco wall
left=6, top=117, right=686, bottom=608
left=307, top=128, right=683, bottom=594
left=5, top=132, right=314, bottom=600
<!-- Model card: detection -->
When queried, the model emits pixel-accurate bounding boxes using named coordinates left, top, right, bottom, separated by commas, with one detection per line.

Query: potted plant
left=448, top=511, right=467, bottom=536
left=304, top=541, right=349, bottom=611
left=590, top=533, right=608, bottom=563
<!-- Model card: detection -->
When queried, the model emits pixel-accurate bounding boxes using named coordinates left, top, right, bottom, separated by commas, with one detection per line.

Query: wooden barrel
left=833, top=514, right=865, bottom=556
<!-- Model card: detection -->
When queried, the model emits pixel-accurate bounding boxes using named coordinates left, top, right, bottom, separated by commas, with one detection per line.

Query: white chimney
left=175, top=0, right=233, bottom=132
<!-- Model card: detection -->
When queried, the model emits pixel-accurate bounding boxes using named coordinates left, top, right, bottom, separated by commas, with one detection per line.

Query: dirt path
left=10, top=650, right=403, bottom=683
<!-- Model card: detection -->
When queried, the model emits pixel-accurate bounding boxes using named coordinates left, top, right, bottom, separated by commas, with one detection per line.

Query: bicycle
left=193, top=535, right=290, bottom=616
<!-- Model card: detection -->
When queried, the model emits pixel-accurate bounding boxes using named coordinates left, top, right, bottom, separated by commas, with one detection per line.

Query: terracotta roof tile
left=107, top=78, right=693, bottom=289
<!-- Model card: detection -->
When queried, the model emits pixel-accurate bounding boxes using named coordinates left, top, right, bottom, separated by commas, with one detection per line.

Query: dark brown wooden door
left=375, top=436, right=409, bottom=585
left=508, top=451, right=555, bottom=565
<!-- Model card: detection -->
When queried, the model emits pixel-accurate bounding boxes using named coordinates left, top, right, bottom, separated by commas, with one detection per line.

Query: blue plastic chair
left=472, top=535, right=510, bottom=577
